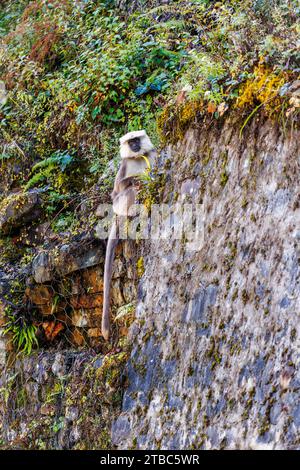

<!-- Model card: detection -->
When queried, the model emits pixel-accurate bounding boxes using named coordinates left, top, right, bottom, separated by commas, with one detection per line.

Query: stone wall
left=0, top=348, right=128, bottom=449
left=0, top=234, right=136, bottom=449
left=0, top=217, right=137, bottom=448
left=112, top=116, right=300, bottom=450
left=25, top=237, right=137, bottom=349
left=0, top=113, right=299, bottom=450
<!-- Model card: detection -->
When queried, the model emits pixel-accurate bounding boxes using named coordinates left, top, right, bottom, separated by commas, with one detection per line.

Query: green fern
left=25, top=151, right=74, bottom=190
left=3, top=318, right=38, bottom=356
left=24, top=170, right=50, bottom=189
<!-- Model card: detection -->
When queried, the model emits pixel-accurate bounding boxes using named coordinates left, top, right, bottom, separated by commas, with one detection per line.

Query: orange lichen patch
left=207, top=102, right=217, bottom=114
left=157, top=99, right=203, bottom=144
left=235, top=64, right=287, bottom=115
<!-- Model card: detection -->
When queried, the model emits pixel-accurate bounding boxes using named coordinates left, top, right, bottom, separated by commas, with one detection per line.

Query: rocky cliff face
left=0, top=0, right=299, bottom=452
left=112, top=115, right=300, bottom=450
left=0, top=114, right=299, bottom=450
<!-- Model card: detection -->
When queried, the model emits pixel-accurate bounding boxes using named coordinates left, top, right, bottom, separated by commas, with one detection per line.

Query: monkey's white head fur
left=119, top=129, right=154, bottom=159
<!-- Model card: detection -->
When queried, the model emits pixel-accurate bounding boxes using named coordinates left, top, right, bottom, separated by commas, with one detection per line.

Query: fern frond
left=31, top=156, right=59, bottom=172
left=24, top=172, right=47, bottom=190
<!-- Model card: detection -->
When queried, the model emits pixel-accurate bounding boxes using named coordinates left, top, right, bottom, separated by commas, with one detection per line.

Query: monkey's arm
left=116, top=175, right=141, bottom=191
left=111, top=162, right=126, bottom=200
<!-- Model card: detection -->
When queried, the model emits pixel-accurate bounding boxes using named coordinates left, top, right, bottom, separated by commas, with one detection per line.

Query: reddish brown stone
left=70, top=293, right=103, bottom=309
left=38, top=304, right=53, bottom=316
left=56, top=312, right=72, bottom=326
left=25, top=285, right=53, bottom=305
left=71, top=308, right=102, bottom=328
left=37, top=301, right=67, bottom=316
left=42, top=321, right=64, bottom=341
left=82, top=267, right=103, bottom=294
left=71, top=328, right=85, bottom=347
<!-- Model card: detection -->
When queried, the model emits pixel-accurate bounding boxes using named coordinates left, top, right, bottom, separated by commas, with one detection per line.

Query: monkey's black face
left=128, top=137, right=141, bottom=153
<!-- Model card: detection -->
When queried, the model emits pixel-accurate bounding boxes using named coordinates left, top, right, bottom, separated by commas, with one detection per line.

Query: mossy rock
left=0, top=191, right=42, bottom=235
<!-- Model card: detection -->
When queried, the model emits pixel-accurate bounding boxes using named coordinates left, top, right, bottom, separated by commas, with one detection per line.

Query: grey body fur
left=101, top=130, right=156, bottom=340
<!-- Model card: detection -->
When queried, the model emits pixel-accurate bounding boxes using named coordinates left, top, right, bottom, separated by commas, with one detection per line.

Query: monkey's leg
left=102, top=220, right=119, bottom=341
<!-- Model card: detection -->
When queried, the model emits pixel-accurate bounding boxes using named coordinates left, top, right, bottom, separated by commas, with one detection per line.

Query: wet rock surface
left=113, top=117, right=300, bottom=450
left=32, top=235, right=106, bottom=283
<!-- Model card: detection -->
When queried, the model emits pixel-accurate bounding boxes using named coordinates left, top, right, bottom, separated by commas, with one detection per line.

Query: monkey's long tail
left=102, top=221, right=118, bottom=341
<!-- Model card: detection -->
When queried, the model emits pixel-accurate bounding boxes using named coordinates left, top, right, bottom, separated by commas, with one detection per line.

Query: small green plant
left=51, top=212, right=75, bottom=233
left=3, top=316, right=38, bottom=356
left=25, top=151, right=75, bottom=190
left=45, top=382, right=64, bottom=405
left=138, top=166, right=166, bottom=210
left=52, top=416, right=65, bottom=434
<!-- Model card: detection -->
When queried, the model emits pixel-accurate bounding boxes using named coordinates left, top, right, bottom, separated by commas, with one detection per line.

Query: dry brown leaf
left=207, top=101, right=217, bottom=114
left=42, top=321, right=64, bottom=341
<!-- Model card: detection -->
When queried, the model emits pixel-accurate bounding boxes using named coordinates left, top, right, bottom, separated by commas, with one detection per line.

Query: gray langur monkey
left=102, top=130, right=157, bottom=341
